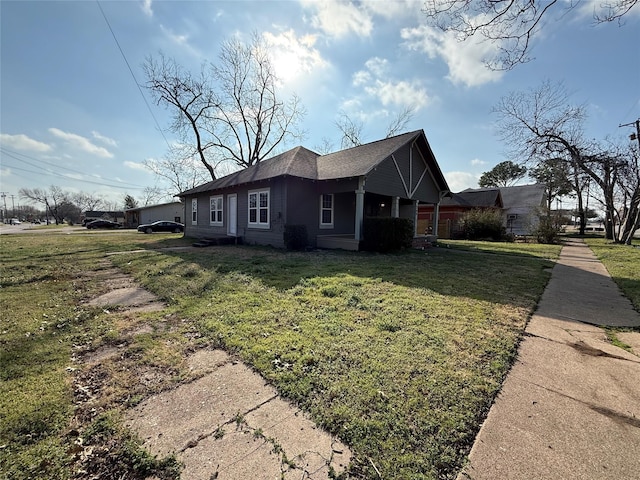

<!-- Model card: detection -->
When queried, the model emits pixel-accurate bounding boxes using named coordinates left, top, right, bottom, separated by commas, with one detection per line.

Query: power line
left=1, top=149, right=148, bottom=190
left=0, top=147, right=147, bottom=188
left=96, top=0, right=172, bottom=151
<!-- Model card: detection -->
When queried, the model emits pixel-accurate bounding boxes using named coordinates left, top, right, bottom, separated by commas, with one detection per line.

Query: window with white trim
left=209, top=195, right=223, bottom=225
left=248, top=189, right=270, bottom=228
left=191, top=198, right=198, bottom=225
left=320, top=193, right=334, bottom=228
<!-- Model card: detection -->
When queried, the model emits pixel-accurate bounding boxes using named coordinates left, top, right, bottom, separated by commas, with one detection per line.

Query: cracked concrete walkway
left=125, top=349, right=350, bottom=479
left=458, top=238, right=640, bottom=480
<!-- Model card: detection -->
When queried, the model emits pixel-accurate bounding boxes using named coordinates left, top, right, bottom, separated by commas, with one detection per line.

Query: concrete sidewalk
left=459, top=238, right=640, bottom=480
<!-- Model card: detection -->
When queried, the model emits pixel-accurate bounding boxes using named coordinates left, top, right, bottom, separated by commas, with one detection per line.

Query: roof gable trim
left=390, top=141, right=429, bottom=199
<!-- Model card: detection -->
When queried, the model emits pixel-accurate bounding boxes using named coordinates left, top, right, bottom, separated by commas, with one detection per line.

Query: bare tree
left=314, top=137, right=336, bottom=155
left=336, top=106, right=416, bottom=149
left=20, top=186, right=68, bottom=224
left=385, top=106, right=416, bottom=138
left=144, top=34, right=305, bottom=180
left=422, top=0, right=638, bottom=70
left=71, top=192, right=105, bottom=213
left=143, top=144, right=211, bottom=197
left=335, top=112, right=364, bottom=149
left=494, top=80, right=639, bottom=242
left=141, top=186, right=166, bottom=206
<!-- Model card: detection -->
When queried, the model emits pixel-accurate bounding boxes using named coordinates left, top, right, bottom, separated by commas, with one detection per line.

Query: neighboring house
left=418, top=183, right=546, bottom=238
left=125, top=201, right=184, bottom=228
left=82, top=211, right=125, bottom=225
left=498, top=184, right=546, bottom=235
left=178, top=130, right=450, bottom=250
left=417, top=189, right=503, bottom=238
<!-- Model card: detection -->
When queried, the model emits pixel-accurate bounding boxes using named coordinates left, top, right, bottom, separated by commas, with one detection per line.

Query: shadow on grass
left=154, top=242, right=557, bottom=308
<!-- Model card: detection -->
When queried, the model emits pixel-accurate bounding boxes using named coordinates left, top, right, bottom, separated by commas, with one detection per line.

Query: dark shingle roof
left=444, top=189, right=502, bottom=208
left=498, top=184, right=546, bottom=209
left=317, top=131, right=422, bottom=179
left=178, top=130, right=448, bottom=196
left=179, top=146, right=319, bottom=196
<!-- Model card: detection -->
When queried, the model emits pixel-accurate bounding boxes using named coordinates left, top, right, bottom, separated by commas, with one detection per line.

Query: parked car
left=137, top=221, right=184, bottom=234
left=86, top=219, right=122, bottom=229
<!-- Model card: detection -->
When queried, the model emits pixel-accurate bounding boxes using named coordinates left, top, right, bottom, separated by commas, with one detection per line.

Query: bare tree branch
left=144, top=34, right=305, bottom=185
left=422, top=0, right=637, bottom=70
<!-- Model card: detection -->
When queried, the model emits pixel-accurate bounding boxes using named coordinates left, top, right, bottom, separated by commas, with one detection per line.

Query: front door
left=227, top=194, right=237, bottom=236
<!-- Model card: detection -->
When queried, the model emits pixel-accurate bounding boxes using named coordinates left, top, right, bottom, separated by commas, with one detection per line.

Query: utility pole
left=0, top=192, right=6, bottom=223
left=619, top=119, right=640, bottom=152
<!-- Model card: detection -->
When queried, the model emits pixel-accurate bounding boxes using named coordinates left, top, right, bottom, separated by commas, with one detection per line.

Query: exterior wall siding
left=183, top=179, right=287, bottom=248
left=139, top=203, right=184, bottom=225
left=365, top=142, right=439, bottom=203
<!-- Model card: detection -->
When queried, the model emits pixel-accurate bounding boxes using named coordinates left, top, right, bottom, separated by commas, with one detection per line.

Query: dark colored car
left=86, top=219, right=122, bottom=229
left=137, top=221, right=184, bottom=234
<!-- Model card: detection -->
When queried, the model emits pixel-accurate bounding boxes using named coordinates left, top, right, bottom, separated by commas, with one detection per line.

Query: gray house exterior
left=125, top=201, right=184, bottom=228
left=178, top=130, right=450, bottom=250
left=499, top=184, right=546, bottom=235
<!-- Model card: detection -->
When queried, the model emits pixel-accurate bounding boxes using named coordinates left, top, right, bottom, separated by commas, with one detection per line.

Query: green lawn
left=1, top=232, right=560, bottom=479
left=583, top=237, right=640, bottom=312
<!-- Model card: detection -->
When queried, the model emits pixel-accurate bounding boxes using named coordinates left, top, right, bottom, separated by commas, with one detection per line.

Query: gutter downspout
left=355, top=177, right=365, bottom=241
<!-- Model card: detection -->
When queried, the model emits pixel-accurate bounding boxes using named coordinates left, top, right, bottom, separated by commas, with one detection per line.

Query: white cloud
left=361, top=0, right=423, bottom=19
left=48, top=128, right=114, bottom=158
left=92, top=131, right=118, bottom=147
left=444, top=171, right=480, bottom=192
left=401, top=24, right=503, bottom=87
left=365, top=79, right=429, bottom=109
left=263, top=30, right=329, bottom=83
left=0, top=133, right=53, bottom=152
left=352, top=57, right=430, bottom=110
left=302, top=0, right=373, bottom=38
left=141, top=0, right=153, bottom=17
left=471, top=158, right=486, bottom=166
left=124, top=160, right=149, bottom=172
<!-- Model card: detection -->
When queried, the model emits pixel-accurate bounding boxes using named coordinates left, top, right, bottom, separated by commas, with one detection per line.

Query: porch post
left=392, top=196, right=400, bottom=218
left=414, top=200, right=419, bottom=236
left=355, top=177, right=365, bottom=240
left=433, top=202, right=440, bottom=237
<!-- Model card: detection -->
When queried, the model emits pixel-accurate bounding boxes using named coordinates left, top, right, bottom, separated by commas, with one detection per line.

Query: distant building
left=82, top=211, right=125, bottom=225
left=125, top=201, right=184, bottom=228
left=418, top=184, right=546, bottom=238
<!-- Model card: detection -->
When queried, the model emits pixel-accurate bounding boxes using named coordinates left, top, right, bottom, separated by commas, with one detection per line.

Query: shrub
left=459, top=208, right=505, bottom=241
left=362, top=217, right=414, bottom=252
left=531, top=214, right=563, bottom=244
left=283, top=225, right=308, bottom=250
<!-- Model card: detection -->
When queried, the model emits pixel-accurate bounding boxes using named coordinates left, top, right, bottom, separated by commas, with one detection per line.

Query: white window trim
left=319, top=193, right=334, bottom=229
left=209, top=195, right=224, bottom=226
left=191, top=198, right=198, bottom=225
left=248, top=188, right=270, bottom=229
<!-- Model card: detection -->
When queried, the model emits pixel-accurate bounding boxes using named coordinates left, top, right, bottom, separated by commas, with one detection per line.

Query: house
left=417, top=188, right=503, bottom=238
left=178, top=130, right=450, bottom=250
left=418, top=183, right=546, bottom=238
left=499, top=184, right=546, bottom=235
left=124, top=201, right=184, bottom=228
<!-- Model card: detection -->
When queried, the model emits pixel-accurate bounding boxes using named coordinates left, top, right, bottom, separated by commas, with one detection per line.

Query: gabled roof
left=498, top=184, right=546, bottom=209
left=179, top=146, right=319, bottom=196
left=444, top=188, right=502, bottom=208
left=178, top=130, right=449, bottom=196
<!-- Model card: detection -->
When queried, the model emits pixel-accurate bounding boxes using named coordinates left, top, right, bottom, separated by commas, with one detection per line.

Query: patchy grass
left=111, top=241, right=560, bottom=479
left=0, top=231, right=188, bottom=480
left=2, top=232, right=560, bottom=480
left=583, top=237, right=640, bottom=312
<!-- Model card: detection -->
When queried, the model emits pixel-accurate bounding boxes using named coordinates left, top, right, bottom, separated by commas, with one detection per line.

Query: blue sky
left=1, top=0, right=639, bottom=208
